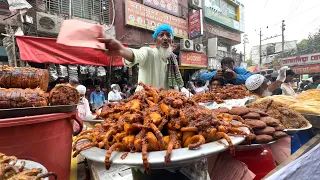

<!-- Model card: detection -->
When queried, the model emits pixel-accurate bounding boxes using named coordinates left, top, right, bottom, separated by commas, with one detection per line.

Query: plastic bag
left=80, top=65, right=89, bottom=74
left=88, top=66, right=97, bottom=77
left=57, top=65, right=68, bottom=77
left=48, top=64, right=58, bottom=82
left=180, top=159, right=210, bottom=180
left=97, top=66, right=106, bottom=76
left=68, top=65, right=78, bottom=80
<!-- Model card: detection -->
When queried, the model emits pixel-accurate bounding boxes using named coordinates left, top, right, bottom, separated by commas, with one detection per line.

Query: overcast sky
left=236, top=0, right=320, bottom=57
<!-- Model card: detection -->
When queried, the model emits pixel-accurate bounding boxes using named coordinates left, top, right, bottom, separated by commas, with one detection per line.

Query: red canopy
left=16, top=36, right=124, bottom=66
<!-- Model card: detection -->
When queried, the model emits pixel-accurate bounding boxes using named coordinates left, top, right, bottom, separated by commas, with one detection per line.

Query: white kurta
left=123, top=47, right=168, bottom=90
left=281, top=83, right=296, bottom=97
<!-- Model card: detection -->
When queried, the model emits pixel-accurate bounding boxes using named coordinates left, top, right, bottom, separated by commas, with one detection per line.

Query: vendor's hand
left=277, top=66, right=290, bottom=82
left=97, top=38, right=127, bottom=57
left=214, top=71, right=224, bottom=79
left=225, top=69, right=237, bottom=79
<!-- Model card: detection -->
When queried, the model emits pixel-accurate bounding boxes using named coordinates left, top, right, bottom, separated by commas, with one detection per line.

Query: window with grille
left=227, top=3, right=237, bottom=20
left=45, top=0, right=110, bottom=24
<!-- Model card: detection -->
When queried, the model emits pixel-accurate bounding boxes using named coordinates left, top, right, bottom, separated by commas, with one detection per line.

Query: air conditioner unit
left=207, top=38, right=218, bottom=57
left=194, top=43, right=204, bottom=53
left=189, top=0, right=202, bottom=9
left=180, top=39, right=194, bottom=51
left=36, top=12, right=64, bottom=34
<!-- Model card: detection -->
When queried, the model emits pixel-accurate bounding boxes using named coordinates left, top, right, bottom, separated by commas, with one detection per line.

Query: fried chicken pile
left=247, top=99, right=309, bottom=129
left=73, top=83, right=250, bottom=173
left=0, top=152, right=57, bottom=180
left=192, top=84, right=249, bottom=103
left=220, top=106, right=288, bottom=144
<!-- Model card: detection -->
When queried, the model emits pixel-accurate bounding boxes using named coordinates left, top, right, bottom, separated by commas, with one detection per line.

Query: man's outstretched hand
left=97, top=38, right=134, bottom=62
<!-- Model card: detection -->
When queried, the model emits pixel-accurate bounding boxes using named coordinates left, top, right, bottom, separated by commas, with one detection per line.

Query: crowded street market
left=0, top=0, right=320, bottom=180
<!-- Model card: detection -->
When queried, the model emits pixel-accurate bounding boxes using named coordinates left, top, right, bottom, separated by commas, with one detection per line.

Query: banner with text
left=125, top=0, right=188, bottom=39
left=143, top=0, right=179, bottom=16
left=180, top=51, right=208, bottom=68
left=189, top=10, right=203, bottom=39
left=291, top=64, right=320, bottom=74
left=281, top=52, right=320, bottom=66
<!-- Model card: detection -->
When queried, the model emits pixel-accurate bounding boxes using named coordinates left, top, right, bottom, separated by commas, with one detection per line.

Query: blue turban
left=152, top=24, right=174, bottom=39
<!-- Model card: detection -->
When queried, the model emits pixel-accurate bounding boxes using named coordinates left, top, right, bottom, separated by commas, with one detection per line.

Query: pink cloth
left=57, top=19, right=105, bottom=49
left=208, top=154, right=256, bottom=180
left=269, top=136, right=291, bottom=164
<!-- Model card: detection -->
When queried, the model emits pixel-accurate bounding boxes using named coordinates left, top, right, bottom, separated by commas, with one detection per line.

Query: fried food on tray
left=296, top=89, right=320, bottom=102
left=273, top=131, right=287, bottom=140
left=274, top=124, right=285, bottom=131
left=73, top=83, right=250, bottom=173
left=260, top=117, right=280, bottom=127
left=242, top=112, right=261, bottom=119
left=254, top=126, right=276, bottom=135
left=49, top=84, right=80, bottom=105
left=247, top=99, right=309, bottom=129
left=0, top=88, right=48, bottom=109
left=245, top=120, right=267, bottom=129
left=289, top=100, right=320, bottom=115
left=254, top=95, right=298, bottom=106
left=254, top=135, right=273, bottom=144
left=212, top=107, right=230, bottom=113
left=192, top=84, right=249, bottom=103
left=229, top=107, right=250, bottom=116
left=0, top=152, right=57, bottom=180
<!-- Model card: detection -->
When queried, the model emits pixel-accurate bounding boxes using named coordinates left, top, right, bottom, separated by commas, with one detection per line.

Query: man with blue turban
left=98, top=24, right=183, bottom=91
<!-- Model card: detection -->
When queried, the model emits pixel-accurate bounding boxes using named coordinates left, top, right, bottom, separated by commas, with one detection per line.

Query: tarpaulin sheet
left=16, top=36, right=124, bottom=66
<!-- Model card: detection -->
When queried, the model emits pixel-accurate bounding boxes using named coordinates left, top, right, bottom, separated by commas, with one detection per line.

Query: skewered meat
left=73, top=82, right=250, bottom=173
left=0, top=88, right=48, bottom=109
left=49, top=84, right=79, bottom=105
left=0, top=66, right=49, bottom=91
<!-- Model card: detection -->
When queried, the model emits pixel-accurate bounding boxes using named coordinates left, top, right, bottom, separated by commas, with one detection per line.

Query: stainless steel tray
left=78, top=126, right=249, bottom=169
left=284, top=122, right=313, bottom=133
left=0, top=105, right=77, bottom=119
left=15, top=159, right=49, bottom=180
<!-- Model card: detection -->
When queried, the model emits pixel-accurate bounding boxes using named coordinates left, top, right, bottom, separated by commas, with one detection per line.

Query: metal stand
left=131, top=168, right=189, bottom=180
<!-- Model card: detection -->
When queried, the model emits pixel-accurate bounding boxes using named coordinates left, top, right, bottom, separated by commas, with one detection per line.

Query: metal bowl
left=15, top=160, right=49, bottom=180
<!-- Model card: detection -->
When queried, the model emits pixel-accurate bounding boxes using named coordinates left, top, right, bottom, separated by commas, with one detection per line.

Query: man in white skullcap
left=108, top=84, right=122, bottom=102
left=245, top=66, right=289, bottom=97
left=76, top=85, right=91, bottom=119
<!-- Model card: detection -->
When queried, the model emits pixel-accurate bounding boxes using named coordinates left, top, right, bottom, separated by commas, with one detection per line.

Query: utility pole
left=243, top=34, right=249, bottom=62
left=259, top=28, right=262, bottom=66
left=282, top=20, right=285, bottom=53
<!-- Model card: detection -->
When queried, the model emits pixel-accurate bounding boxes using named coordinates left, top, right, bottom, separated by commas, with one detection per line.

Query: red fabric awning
left=16, top=36, right=124, bottom=66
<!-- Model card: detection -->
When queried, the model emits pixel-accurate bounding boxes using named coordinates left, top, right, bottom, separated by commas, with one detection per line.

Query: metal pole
left=10, top=25, right=17, bottom=67
left=259, top=28, right=262, bottom=69
left=282, top=20, right=285, bottom=53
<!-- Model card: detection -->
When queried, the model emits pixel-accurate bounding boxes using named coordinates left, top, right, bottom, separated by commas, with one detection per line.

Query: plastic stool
left=290, top=133, right=302, bottom=154
left=234, top=146, right=275, bottom=180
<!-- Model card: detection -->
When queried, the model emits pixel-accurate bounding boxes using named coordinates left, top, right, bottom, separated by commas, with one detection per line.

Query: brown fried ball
left=274, top=124, right=285, bottom=131
left=229, top=107, right=250, bottom=116
left=260, top=117, right=280, bottom=127
left=254, top=126, right=276, bottom=135
left=248, top=108, right=268, bottom=117
left=254, top=135, right=273, bottom=144
left=273, top=131, right=287, bottom=140
left=245, top=120, right=267, bottom=129
left=213, top=107, right=230, bottom=114
left=243, top=112, right=261, bottom=119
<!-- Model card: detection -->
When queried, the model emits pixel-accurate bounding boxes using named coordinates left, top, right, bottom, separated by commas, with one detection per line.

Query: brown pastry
left=273, top=131, right=287, bottom=140
left=254, top=135, right=273, bottom=144
left=248, top=108, right=269, bottom=116
left=254, top=126, right=276, bottom=135
left=229, top=107, right=250, bottom=116
left=243, top=112, right=261, bottom=119
left=274, top=124, right=285, bottom=131
left=245, top=118, right=260, bottom=121
left=213, top=107, right=230, bottom=113
left=260, top=117, right=280, bottom=127
left=245, top=120, right=267, bottom=129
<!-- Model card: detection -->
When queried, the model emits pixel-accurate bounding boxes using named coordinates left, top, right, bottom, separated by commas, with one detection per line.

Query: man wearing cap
left=98, top=24, right=183, bottom=91
left=108, top=84, right=122, bottom=102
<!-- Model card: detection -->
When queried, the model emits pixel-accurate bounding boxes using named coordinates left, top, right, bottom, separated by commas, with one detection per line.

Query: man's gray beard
left=159, top=47, right=172, bottom=59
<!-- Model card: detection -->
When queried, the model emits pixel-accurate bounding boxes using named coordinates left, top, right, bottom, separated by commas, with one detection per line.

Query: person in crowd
left=76, top=85, right=91, bottom=119
left=69, top=78, right=79, bottom=87
left=200, top=57, right=253, bottom=85
left=305, top=75, right=320, bottom=90
left=300, top=80, right=310, bottom=90
left=90, top=85, right=106, bottom=111
left=245, top=66, right=289, bottom=97
left=317, top=84, right=320, bottom=88
left=126, top=85, right=137, bottom=98
left=209, top=78, right=224, bottom=91
left=108, top=84, right=122, bottom=102
left=98, top=24, right=184, bottom=91
left=280, top=69, right=296, bottom=97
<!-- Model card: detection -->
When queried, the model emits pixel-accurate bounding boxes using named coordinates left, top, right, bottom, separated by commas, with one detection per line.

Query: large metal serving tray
left=0, top=105, right=77, bottom=119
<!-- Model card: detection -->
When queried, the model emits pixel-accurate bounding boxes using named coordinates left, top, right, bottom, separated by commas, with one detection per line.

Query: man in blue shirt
left=200, top=57, right=253, bottom=85
left=90, top=85, right=106, bottom=110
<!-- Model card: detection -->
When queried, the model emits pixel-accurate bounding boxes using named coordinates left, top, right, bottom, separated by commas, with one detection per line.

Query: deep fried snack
left=254, top=126, right=276, bottom=135
left=254, top=135, right=273, bottom=144
left=213, top=107, right=230, bottom=113
left=229, top=107, right=250, bottom=116
left=273, top=131, right=287, bottom=140
left=260, top=117, right=280, bottom=127
left=245, top=120, right=267, bottom=129
left=242, top=112, right=261, bottom=119
left=248, top=108, right=268, bottom=116
left=49, top=84, right=80, bottom=105
left=274, top=124, right=285, bottom=131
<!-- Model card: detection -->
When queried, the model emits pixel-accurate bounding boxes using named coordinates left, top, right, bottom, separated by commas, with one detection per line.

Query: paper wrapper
left=57, top=19, right=106, bottom=49
left=199, top=97, right=256, bottom=110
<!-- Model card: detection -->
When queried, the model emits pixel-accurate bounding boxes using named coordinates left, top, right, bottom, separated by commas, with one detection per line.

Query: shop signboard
left=204, top=23, right=241, bottom=43
left=180, top=51, right=208, bottom=68
left=125, top=0, right=188, bottom=39
left=281, top=52, right=320, bottom=66
left=189, top=9, right=203, bottom=39
left=291, top=64, right=320, bottom=74
left=143, top=0, right=179, bottom=16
